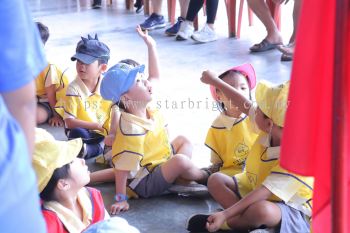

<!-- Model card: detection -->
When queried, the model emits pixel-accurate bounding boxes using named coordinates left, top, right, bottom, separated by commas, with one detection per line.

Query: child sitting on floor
left=33, top=129, right=108, bottom=233
left=90, top=26, right=208, bottom=215
left=204, top=64, right=258, bottom=177
left=63, top=34, right=114, bottom=159
left=187, top=72, right=313, bottom=233
left=35, top=22, right=70, bottom=127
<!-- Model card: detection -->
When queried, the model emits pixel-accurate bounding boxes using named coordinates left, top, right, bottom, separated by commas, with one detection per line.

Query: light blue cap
left=101, top=62, right=145, bottom=103
left=83, top=217, right=140, bottom=233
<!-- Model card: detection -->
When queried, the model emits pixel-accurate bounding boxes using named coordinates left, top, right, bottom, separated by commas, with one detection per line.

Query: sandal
left=250, top=39, right=282, bottom=53
left=281, top=53, right=293, bottom=62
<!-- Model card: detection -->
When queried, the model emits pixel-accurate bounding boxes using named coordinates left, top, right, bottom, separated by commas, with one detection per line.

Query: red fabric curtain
left=280, top=0, right=349, bottom=232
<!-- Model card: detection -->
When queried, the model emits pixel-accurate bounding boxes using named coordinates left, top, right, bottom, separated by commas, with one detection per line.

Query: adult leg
left=277, top=0, right=301, bottom=61
left=205, top=0, right=219, bottom=29
left=185, top=0, right=204, bottom=22
left=247, top=0, right=283, bottom=51
left=191, top=0, right=218, bottom=42
left=179, top=0, right=189, bottom=18
left=290, top=0, right=301, bottom=43
left=151, top=0, right=163, bottom=14
left=207, top=173, right=241, bottom=209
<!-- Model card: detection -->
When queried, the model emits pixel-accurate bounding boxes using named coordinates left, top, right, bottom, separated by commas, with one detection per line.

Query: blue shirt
left=0, top=1, right=47, bottom=232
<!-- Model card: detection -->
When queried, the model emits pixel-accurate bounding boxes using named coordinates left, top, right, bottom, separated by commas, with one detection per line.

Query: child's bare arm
left=110, top=169, right=129, bottom=215
left=136, top=25, right=160, bottom=82
left=105, top=108, right=120, bottom=146
left=45, top=85, right=63, bottom=127
left=201, top=70, right=252, bottom=115
left=65, top=118, right=104, bottom=132
left=206, top=186, right=272, bottom=232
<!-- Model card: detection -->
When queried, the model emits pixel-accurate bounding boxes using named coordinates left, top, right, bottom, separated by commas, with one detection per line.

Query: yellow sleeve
left=63, top=85, right=80, bottom=119
left=262, top=164, right=310, bottom=203
left=44, top=64, right=60, bottom=87
left=111, top=151, right=141, bottom=171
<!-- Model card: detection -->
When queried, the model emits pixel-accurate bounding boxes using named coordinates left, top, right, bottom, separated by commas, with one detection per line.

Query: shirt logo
left=233, top=143, right=249, bottom=166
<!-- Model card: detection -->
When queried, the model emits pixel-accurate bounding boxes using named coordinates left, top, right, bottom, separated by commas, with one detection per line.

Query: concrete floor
left=31, top=0, right=293, bottom=232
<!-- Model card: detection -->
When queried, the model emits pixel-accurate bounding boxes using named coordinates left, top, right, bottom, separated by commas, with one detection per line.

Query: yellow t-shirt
left=35, top=64, right=70, bottom=117
left=205, top=113, right=258, bottom=176
left=234, top=105, right=314, bottom=216
left=111, top=108, right=172, bottom=190
left=63, top=77, right=113, bottom=136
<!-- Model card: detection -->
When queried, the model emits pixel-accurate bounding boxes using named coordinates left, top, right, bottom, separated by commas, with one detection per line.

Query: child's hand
left=136, top=25, right=156, bottom=47
left=110, top=201, right=129, bottom=215
left=201, top=70, right=219, bottom=85
left=95, top=123, right=105, bottom=133
left=49, top=114, right=64, bottom=127
left=104, top=134, right=115, bottom=147
left=206, top=211, right=226, bottom=232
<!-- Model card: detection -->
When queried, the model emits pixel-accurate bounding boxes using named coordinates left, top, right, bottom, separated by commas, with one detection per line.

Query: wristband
left=114, top=193, right=128, bottom=203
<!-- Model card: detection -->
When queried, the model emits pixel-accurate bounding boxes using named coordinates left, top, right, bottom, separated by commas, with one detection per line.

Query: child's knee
left=207, top=173, right=231, bottom=191
left=172, top=135, right=192, bottom=149
left=170, top=154, right=192, bottom=171
left=36, top=106, right=49, bottom=124
left=249, top=201, right=281, bottom=223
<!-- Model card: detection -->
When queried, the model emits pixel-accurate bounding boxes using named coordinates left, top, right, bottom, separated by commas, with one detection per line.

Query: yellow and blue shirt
left=63, top=77, right=113, bottom=136
left=205, top=113, right=258, bottom=176
left=234, top=105, right=314, bottom=216
left=112, top=108, right=172, bottom=190
left=35, top=63, right=70, bottom=116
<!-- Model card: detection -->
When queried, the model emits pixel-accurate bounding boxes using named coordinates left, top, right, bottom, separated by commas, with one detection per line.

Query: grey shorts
left=37, top=101, right=53, bottom=120
left=133, top=166, right=172, bottom=198
left=276, top=203, right=310, bottom=233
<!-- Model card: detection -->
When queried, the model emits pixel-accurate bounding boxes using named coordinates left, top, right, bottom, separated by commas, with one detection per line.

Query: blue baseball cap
left=101, top=62, right=145, bottom=103
left=71, top=34, right=110, bottom=64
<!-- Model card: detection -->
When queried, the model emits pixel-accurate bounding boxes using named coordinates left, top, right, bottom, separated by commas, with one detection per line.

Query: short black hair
left=40, top=164, right=70, bottom=202
left=118, top=59, right=140, bottom=67
left=36, top=22, right=50, bottom=45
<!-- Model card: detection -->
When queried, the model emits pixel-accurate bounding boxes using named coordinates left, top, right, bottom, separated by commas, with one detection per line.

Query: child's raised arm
left=136, top=25, right=160, bottom=82
left=201, top=70, right=253, bottom=115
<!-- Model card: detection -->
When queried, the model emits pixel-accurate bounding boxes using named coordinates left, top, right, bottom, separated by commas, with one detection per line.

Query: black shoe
left=134, top=0, right=144, bottom=13
left=186, top=214, right=210, bottom=232
left=92, top=0, right=101, bottom=9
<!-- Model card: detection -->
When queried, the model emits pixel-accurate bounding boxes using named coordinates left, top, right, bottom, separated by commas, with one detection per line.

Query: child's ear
left=57, top=179, right=70, bottom=191
left=120, top=94, right=129, bottom=103
left=100, top=63, right=108, bottom=72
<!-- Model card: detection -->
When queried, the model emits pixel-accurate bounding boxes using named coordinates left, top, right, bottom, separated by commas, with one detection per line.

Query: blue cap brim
left=71, top=53, right=98, bottom=64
